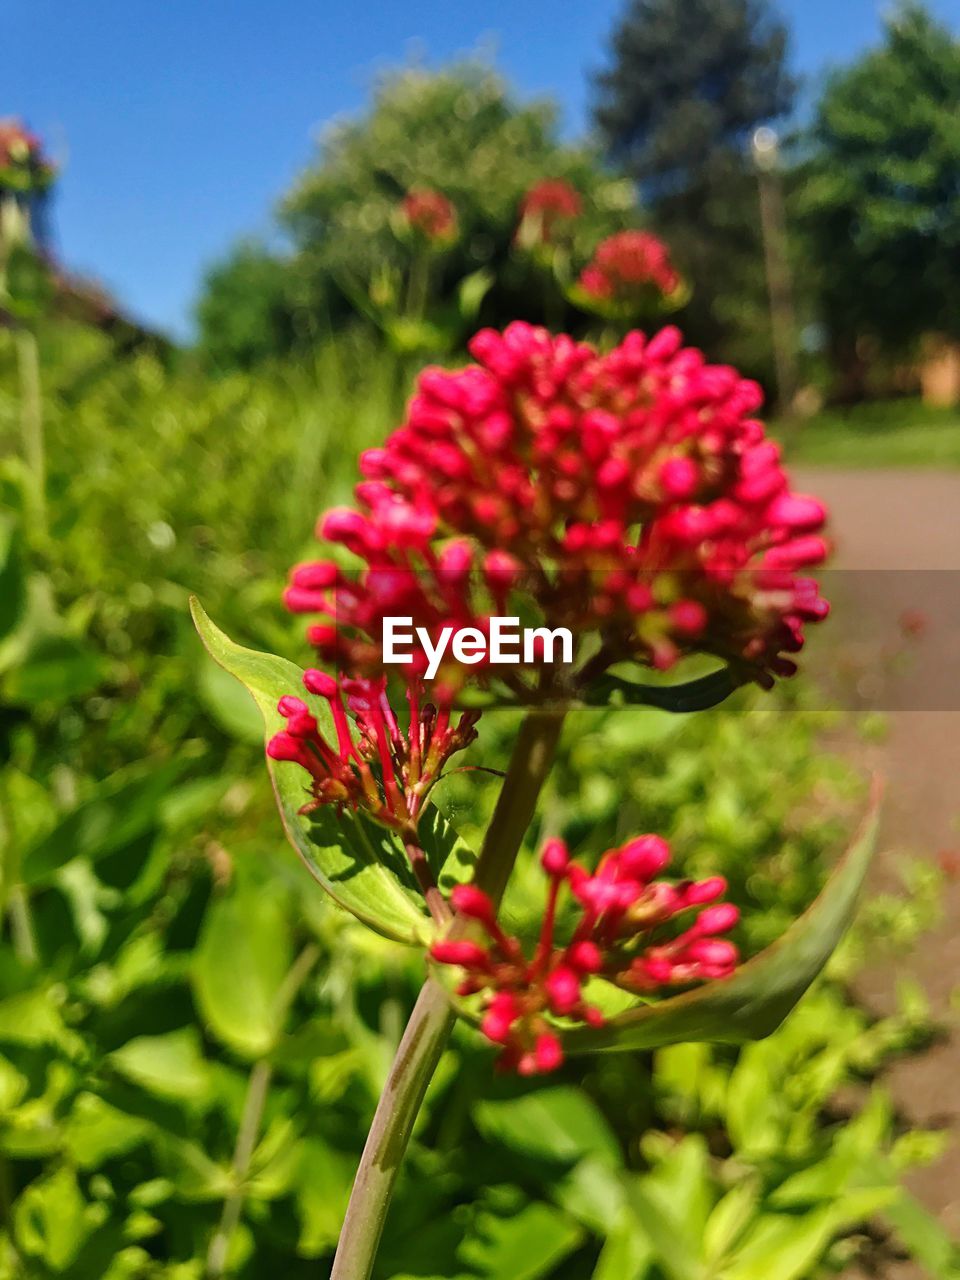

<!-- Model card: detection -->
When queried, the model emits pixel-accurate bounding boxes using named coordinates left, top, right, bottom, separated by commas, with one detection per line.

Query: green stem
left=329, top=707, right=567, bottom=1280
left=471, top=707, right=566, bottom=906
left=329, top=979, right=454, bottom=1280
left=207, top=943, right=317, bottom=1278
left=7, top=886, right=37, bottom=966
left=15, top=326, right=46, bottom=539
left=207, top=1059, right=272, bottom=1278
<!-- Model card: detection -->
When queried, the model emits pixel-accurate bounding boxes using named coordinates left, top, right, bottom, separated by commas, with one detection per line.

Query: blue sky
left=8, top=0, right=958, bottom=338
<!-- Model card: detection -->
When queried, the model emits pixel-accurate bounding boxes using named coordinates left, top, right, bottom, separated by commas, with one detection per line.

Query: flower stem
left=404, top=837, right=452, bottom=927
left=329, top=706, right=567, bottom=1280
left=471, top=707, right=566, bottom=906
left=15, top=326, right=46, bottom=540
left=207, top=1059, right=272, bottom=1279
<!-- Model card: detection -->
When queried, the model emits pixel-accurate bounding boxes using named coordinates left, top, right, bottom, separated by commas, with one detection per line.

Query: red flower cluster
left=432, top=836, right=739, bottom=1074
left=266, top=668, right=479, bottom=833
left=286, top=323, right=829, bottom=698
left=398, top=188, right=458, bottom=245
left=578, top=231, right=682, bottom=306
left=0, top=119, right=55, bottom=191
left=515, top=178, right=582, bottom=248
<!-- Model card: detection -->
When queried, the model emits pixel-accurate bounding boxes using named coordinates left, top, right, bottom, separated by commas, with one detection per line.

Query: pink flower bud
left=534, top=1033, right=564, bottom=1074
left=620, top=835, right=671, bottom=881
left=566, top=940, right=602, bottom=974
left=669, top=600, right=707, bottom=636
left=685, top=938, right=738, bottom=974
left=660, top=456, right=699, bottom=499
left=484, top=549, right=522, bottom=592
left=290, top=561, right=339, bottom=590
left=451, top=884, right=496, bottom=924
left=430, top=940, right=490, bottom=969
left=303, top=669, right=338, bottom=698
left=540, top=838, right=570, bottom=877
left=481, top=992, right=519, bottom=1044
left=682, top=876, right=727, bottom=906
left=266, top=733, right=307, bottom=765
left=694, top=904, right=740, bottom=936
left=545, top=966, right=581, bottom=1015
left=767, top=493, right=827, bottom=532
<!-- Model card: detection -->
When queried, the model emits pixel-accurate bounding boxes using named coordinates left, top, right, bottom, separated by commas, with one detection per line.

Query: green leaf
left=13, top=1167, right=98, bottom=1271
left=190, top=598, right=474, bottom=944
left=473, top=1086, right=620, bottom=1167
left=109, top=1029, right=212, bottom=1105
left=19, top=758, right=188, bottom=887
left=295, top=1138, right=355, bottom=1257
left=721, top=1189, right=897, bottom=1280
left=3, top=630, right=108, bottom=705
left=458, top=1201, right=583, bottom=1280
left=63, top=1093, right=151, bottom=1168
left=622, top=1179, right=702, bottom=1280
left=561, top=790, right=880, bottom=1055
left=152, top=1133, right=232, bottom=1202
left=883, top=1191, right=960, bottom=1277
left=196, top=653, right=263, bottom=744
left=192, top=886, right=293, bottom=1059
left=591, top=1211, right=654, bottom=1280
left=583, top=667, right=741, bottom=713
left=0, top=987, right=84, bottom=1056
left=0, top=512, right=27, bottom=642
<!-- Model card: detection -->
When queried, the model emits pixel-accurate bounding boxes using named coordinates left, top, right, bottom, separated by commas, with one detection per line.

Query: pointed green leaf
left=583, top=666, right=741, bottom=713
left=192, top=886, right=293, bottom=1059
left=190, top=598, right=473, bottom=945
left=560, top=789, right=880, bottom=1055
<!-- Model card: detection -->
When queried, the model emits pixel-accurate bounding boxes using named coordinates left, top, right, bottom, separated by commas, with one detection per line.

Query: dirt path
left=794, top=469, right=960, bottom=1270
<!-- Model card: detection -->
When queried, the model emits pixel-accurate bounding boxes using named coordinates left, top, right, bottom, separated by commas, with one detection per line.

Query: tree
left=594, top=0, right=795, bottom=199
left=279, top=59, right=638, bottom=337
left=799, top=3, right=960, bottom=362
left=593, top=0, right=797, bottom=385
left=194, top=241, right=312, bottom=370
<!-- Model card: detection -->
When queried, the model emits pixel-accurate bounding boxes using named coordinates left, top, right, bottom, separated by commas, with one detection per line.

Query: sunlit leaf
left=560, top=788, right=880, bottom=1055
left=190, top=598, right=474, bottom=944
left=192, top=885, right=292, bottom=1059
left=458, top=1201, right=583, bottom=1280
left=19, top=759, right=188, bottom=888
left=473, top=1087, right=620, bottom=1167
left=109, top=1029, right=212, bottom=1105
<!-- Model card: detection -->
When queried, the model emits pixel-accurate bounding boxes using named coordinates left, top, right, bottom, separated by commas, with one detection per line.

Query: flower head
left=577, top=231, right=683, bottom=311
left=0, top=119, right=55, bottom=192
left=398, top=188, right=458, bottom=246
left=431, top=835, right=739, bottom=1074
left=515, top=178, right=582, bottom=249
left=266, top=670, right=479, bottom=834
left=287, top=323, right=829, bottom=700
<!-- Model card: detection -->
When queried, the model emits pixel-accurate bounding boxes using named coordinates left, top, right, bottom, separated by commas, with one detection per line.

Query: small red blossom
left=431, top=836, right=739, bottom=1074
left=287, top=323, right=830, bottom=699
left=0, top=119, right=56, bottom=192
left=398, top=188, right=458, bottom=245
left=577, top=230, right=682, bottom=307
left=515, top=178, right=582, bottom=248
left=266, top=669, right=479, bottom=833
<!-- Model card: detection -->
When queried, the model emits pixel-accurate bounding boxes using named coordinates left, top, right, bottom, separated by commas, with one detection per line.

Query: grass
left=776, top=397, right=960, bottom=468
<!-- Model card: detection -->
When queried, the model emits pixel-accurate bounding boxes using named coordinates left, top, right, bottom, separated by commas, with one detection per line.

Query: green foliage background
left=1, top=323, right=957, bottom=1277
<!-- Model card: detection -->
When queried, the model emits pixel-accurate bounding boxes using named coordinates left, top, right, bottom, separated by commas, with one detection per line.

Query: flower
left=515, top=178, right=582, bottom=249
left=0, top=119, right=55, bottom=192
left=431, top=835, right=739, bottom=1074
left=266, top=669, right=479, bottom=834
left=398, top=188, right=458, bottom=246
left=577, top=230, right=683, bottom=309
left=286, top=323, right=829, bottom=700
